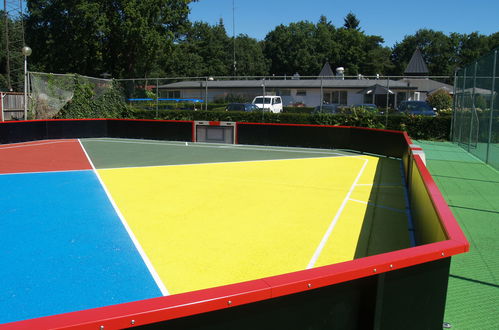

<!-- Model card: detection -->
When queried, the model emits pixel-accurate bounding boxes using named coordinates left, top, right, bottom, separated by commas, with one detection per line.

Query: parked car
left=397, top=101, right=437, bottom=116
left=252, top=96, right=283, bottom=113
left=226, top=103, right=259, bottom=112
left=312, top=104, right=339, bottom=114
left=352, top=104, right=378, bottom=112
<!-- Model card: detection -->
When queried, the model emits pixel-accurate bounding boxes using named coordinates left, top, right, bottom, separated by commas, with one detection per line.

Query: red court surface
left=0, top=140, right=92, bottom=174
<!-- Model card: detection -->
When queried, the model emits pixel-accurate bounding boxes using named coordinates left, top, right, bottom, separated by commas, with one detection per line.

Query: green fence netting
left=453, top=48, right=499, bottom=170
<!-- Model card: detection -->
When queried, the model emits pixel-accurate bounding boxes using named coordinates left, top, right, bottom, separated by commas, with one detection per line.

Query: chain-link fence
left=29, top=72, right=113, bottom=119
left=115, top=75, right=453, bottom=117
left=452, top=48, right=498, bottom=170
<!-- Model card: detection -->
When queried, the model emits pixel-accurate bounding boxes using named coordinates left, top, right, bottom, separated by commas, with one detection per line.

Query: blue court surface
left=0, top=170, right=162, bottom=323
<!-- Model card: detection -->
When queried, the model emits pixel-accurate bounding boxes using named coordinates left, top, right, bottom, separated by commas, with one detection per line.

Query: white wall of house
left=167, top=87, right=413, bottom=107
left=347, top=93, right=364, bottom=105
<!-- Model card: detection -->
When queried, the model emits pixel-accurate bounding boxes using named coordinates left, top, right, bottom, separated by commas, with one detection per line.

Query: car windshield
left=227, top=104, right=244, bottom=111
left=254, top=97, right=271, bottom=104
left=400, top=102, right=432, bottom=112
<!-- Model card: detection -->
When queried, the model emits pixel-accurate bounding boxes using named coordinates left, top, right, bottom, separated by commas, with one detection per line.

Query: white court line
left=307, top=158, right=369, bottom=269
left=77, top=139, right=169, bottom=296
left=0, top=139, right=73, bottom=150
left=82, top=138, right=352, bottom=157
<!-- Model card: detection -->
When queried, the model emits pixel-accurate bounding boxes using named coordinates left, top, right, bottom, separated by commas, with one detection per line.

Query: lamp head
left=22, top=46, right=32, bottom=57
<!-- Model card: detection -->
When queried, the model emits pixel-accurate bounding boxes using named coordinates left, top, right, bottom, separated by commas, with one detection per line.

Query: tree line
left=1, top=0, right=498, bottom=91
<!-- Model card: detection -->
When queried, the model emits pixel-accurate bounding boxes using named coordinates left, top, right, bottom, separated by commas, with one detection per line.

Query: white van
left=252, top=96, right=283, bottom=113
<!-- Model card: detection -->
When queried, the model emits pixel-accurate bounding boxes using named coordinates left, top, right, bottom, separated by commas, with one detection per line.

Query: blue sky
left=189, top=0, right=499, bottom=47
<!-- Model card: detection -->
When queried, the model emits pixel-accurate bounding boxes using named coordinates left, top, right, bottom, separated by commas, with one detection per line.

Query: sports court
left=0, top=137, right=412, bottom=324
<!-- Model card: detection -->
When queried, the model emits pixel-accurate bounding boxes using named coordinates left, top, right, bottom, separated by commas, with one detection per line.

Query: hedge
left=130, top=109, right=451, bottom=141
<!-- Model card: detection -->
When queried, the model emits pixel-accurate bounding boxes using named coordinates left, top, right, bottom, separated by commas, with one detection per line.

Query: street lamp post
left=22, top=46, right=32, bottom=120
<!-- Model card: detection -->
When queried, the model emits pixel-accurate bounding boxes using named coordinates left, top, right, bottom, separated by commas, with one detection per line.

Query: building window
left=324, top=91, right=347, bottom=105
left=165, top=90, right=180, bottom=99
left=296, top=90, right=307, bottom=96
left=280, top=89, right=291, bottom=96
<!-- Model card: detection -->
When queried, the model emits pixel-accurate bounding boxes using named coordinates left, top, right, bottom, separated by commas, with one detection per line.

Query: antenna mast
left=232, top=0, right=236, bottom=76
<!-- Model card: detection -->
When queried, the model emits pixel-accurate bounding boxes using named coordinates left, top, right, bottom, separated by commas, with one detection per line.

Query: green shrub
left=427, top=89, right=452, bottom=111
left=56, top=78, right=133, bottom=119
left=130, top=109, right=451, bottom=140
left=282, top=106, right=315, bottom=114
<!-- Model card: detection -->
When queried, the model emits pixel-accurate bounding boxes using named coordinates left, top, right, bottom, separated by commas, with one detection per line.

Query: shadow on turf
left=448, top=205, right=499, bottom=215
left=432, top=174, right=499, bottom=185
left=449, top=274, right=499, bottom=289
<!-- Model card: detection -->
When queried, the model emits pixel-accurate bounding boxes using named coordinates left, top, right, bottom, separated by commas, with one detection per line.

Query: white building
left=158, top=78, right=417, bottom=109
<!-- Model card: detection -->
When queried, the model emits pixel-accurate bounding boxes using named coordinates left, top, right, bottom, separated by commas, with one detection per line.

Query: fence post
left=486, top=50, right=497, bottom=164
left=156, top=78, right=159, bottom=118
left=0, top=93, right=3, bottom=122
left=468, top=62, right=478, bottom=151
left=205, top=77, right=208, bottom=111
left=320, top=77, right=323, bottom=112
left=459, top=68, right=467, bottom=147
left=385, top=77, right=390, bottom=127
left=450, top=71, right=457, bottom=141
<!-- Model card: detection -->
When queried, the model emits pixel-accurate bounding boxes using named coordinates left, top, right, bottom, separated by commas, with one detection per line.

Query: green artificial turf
left=415, top=140, right=499, bottom=329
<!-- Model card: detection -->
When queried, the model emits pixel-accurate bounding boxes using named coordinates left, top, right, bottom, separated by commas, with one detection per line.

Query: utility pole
left=4, top=0, right=12, bottom=90
left=232, top=0, right=236, bottom=77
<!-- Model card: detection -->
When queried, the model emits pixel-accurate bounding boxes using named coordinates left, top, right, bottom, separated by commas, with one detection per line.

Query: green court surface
left=416, top=141, right=499, bottom=329
left=80, top=138, right=411, bottom=295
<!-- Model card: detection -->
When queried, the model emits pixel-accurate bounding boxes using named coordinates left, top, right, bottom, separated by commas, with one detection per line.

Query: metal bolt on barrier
left=227, top=300, right=232, bottom=306
left=307, top=283, right=312, bottom=288
left=373, top=268, right=377, bottom=273
left=389, top=264, right=393, bottom=269
left=131, top=320, right=135, bottom=325
left=443, top=321, right=452, bottom=328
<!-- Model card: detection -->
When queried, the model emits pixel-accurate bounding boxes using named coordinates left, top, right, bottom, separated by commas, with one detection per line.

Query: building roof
left=317, top=62, right=335, bottom=79
left=358, top=84, right=395, bottom=95
left=401, top=78, right=453, bottom=93
left=159, top=79, right=416, bottom=90
left=404, top=49, right=429, bottom=75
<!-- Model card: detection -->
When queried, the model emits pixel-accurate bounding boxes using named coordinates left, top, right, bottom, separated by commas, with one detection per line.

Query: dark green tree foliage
left=0, top=10, right=25, bottom=91
left=25, top=0, right=194, bottom=78
left=165, top=20, right=269, bottom=77
left=343, top=12, right=360, bottom=31
left=391, top=29, right=499, bottom=76
left=263, top=15, right=392, bottom=76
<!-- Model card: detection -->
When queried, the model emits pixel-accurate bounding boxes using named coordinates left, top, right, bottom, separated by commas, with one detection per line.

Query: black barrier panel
left=107, top=120, right=193, bottom=141
left=237, top=124, right=351, bottom=150
left=349, top=128, right=408, bottom=159
left=136, top=259, right=451, bottom=330
left=137, top=276, right=377, bottom=330
left=373, top=258, right=450, bottom=329
left=46, top=120, right=108, bottom=139
left=0, top=121, right=47, bottom=144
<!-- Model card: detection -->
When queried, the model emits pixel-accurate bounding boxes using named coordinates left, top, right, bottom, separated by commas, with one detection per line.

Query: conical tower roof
left=404, top=49, right=429, bottom=76
left=318, top=62, right=335, bottom=79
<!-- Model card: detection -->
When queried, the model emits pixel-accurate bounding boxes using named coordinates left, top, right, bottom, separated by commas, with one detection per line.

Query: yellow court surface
left=98, top=155, right=410, bottom=295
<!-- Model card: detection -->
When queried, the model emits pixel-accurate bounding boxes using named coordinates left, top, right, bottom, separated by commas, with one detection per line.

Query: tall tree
left=343, top=12, right=360, bottom=31
left=25, top=0, right=195, bottom=78
left=263, top=15, right=390, bottom=76
left=1, top=10, right=25, bottom=91
left=391, top=29, right=457, bottom=76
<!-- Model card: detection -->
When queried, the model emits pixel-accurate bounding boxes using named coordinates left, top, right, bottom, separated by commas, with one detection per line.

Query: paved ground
left=416, top=141, right=499, bottom=330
